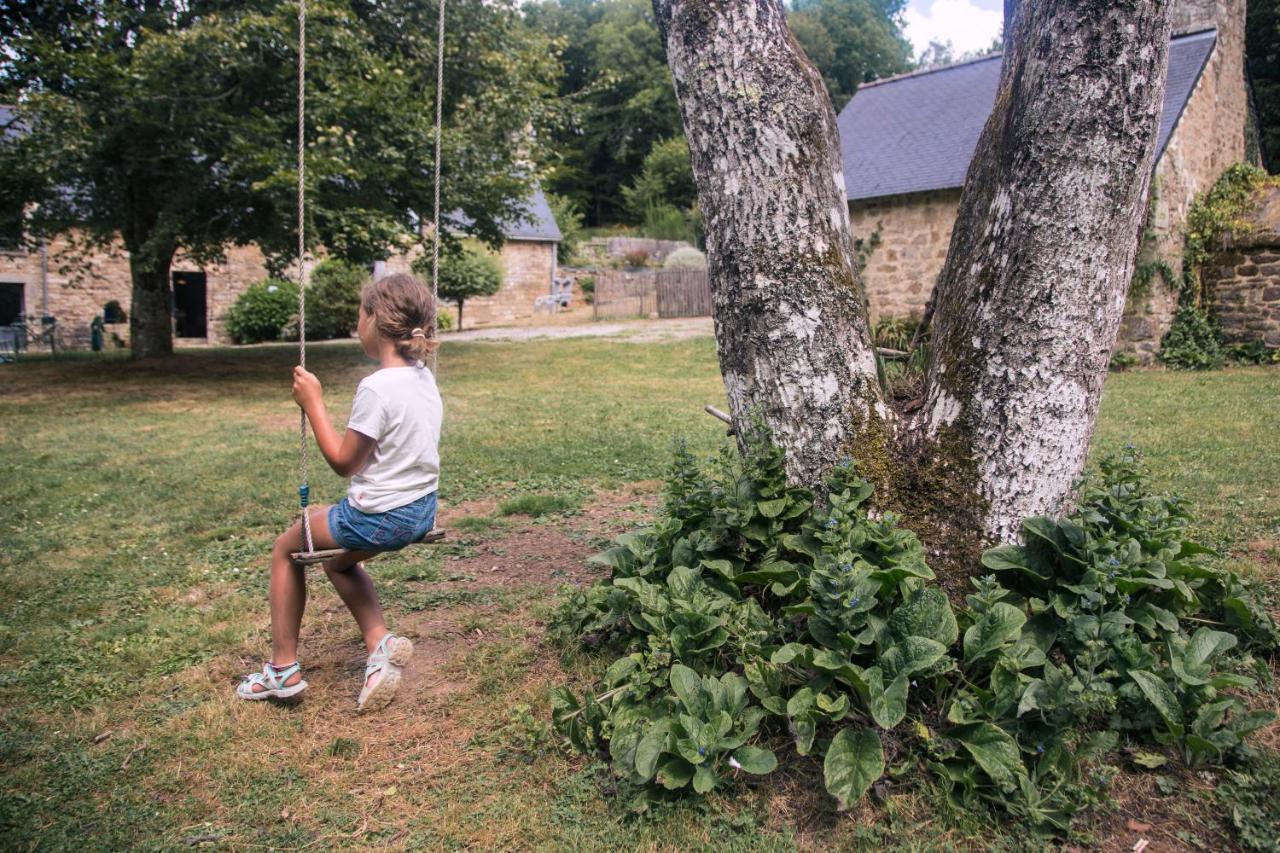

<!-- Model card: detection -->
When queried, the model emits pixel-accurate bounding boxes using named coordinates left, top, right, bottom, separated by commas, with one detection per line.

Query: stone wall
left=1119, top=0, right=1251, bottom=361
left=455, top=240, right=557, bottom=328
left=1200, top=187, right=1280, bottom=348
left=849, top=189, right=960, bottom=322
left=0, top=232, right=557, bottom=349
left=850, top=0, right=1252, bottom=359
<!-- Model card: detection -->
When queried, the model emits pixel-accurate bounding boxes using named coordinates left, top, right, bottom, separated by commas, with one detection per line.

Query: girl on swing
left=237, top=272, right=442, bottom=712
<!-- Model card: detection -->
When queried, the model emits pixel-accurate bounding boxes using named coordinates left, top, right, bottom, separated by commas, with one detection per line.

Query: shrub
left=1159, top=304, right=1224, bottom=369
left=577, top=275, right=596, bottom=305
left=623, top=249, right=650, bottom=269
left=413, top=245, right=501, bottom=331
left=546, top=192, right=585, bottom=265
left=1225, top=338, right=1278, bottom=365
left=1109, top=350, right=1139, bottom=372
left=551, top=432, right=1276, bottom=832
left=622, top=136, right=696, bottom=221
left=642, top=202, right=695, bottom=243
left=663, top=247, right=707, bottom=270
left=305, top=260, right=365, bottom=340
left=224, top=278, right=299, bottom=344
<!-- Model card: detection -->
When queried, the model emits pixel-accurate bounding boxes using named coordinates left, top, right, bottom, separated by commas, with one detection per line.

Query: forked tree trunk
left=652, top=0, right=885, bottom=489
left=652, top=0, right=1175, bottom=576
left=129, top=251, right=175, bottom=360
left=917, top=0, right=1174, bottom=545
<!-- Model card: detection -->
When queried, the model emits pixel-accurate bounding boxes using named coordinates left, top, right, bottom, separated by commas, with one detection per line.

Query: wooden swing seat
left=291, top=527, right=447, bottom=566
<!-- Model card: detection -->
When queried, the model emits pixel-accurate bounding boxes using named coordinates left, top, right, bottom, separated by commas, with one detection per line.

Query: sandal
left=357, top=634, right=414, bottom=713
left=236, top=661, right=308, bottom=701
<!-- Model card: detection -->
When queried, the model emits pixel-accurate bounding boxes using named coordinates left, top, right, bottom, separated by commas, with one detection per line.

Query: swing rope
left=293, top=0, right=447, bottom=562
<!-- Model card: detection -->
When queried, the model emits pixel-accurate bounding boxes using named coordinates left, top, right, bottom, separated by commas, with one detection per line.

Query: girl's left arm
left=292, top=366, right=376, bottom=477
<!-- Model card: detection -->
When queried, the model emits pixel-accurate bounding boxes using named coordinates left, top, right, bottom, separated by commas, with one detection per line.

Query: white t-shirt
left=345, top=365, right=443, bottom=513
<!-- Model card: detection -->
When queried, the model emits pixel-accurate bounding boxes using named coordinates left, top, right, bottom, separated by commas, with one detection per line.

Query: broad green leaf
left=1187, top=627, right=1238, bottom=668
left=1130, top=671, right=1184, bottom=736
left=865, top=668, right=909, bottom=729
left=731, top=745, right=777, bottom=775
left=692, top=764, right=718, bottom=794
left=604, top=654, right=641, bottom=687
left=951, top=723, right=1023, bottom=790
left=656, top=755, right=694, bottom=789
left=882, top=636, right=949, bottom=679
left=634, top=723, right=669, bottom=780
left=981, top=544, right=1030, bottom=573
left=757, top=497, right=788, bottom=518
left=889, top=586, right=959, bottom=646
left=823, top=728, right=884, bottom=810
left=1132, top=752, right=1169, bottom=769
left=670, top=664, right=703, bottom=714
left=963, top=603, right=1027, bottom=663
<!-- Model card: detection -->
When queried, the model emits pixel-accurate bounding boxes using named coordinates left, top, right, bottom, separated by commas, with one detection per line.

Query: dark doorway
left=0, top=283, right=24, bottom=326
left=172, top=272, right=207, bottom=338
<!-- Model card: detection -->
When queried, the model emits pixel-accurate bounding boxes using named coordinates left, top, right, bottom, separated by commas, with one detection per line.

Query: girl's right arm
left=292, top=366, right=376, bottom=477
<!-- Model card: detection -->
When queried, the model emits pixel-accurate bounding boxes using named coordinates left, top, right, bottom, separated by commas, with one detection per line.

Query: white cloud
left=902, top=0, right=1004, bottom=59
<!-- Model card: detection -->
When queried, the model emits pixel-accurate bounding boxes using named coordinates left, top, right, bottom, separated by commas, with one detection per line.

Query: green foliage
left=224, top=279, right=299, bottom=345
left=663, top=248, right=707, bottom=270
left=622, top=136, right=696, bottom=221
left=527, top=0, right=682, bottom=224
left=577, top=275, right=596, bottom=305
left=1109, top=350, right=1139, bottom=372
left=497, top=493, right=581, bottom=518
left=1248, top=0, right=1280, bottom=170
left=1159, top=304, right=1224, bottom=370
left=786, top=0, right=913, bottom=110
left=1183, top=165, right=1274, bottom=288
left=546, top=192, right=586, bottom=265
left=855, top=222, right=883, bottom=274
left=1218, top=756, right=1280, bottom=852
left=1226, top=338, right=1280, bottom=365
left=551, top=436, right=1277, bottom=832
left=640, top=203, right=695, bottom=243
left=413, top=245, right=502, bottom=331
left=305, top=260, right=365, bottom=341
left=0, top=0, right=559, bottom=353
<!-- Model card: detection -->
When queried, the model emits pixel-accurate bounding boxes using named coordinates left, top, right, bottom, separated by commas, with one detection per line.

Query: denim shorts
left=328, top=492, right=438, bottom=552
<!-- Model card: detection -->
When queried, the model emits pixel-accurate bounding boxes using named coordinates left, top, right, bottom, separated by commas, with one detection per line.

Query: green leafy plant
left=551, top=434, right=1277, bottom=834
left=1159, top=304, right=1224, bottom=370
left=305, top=260, right=366, bottom=340
left=224, top=278, right=299, bottom=344
left=1225, top=338, right=1278, bottom=365
left=413, top=245, right=501, bottom=331
left=1109, top=350, right=1139, bottom=372
left=640, top=202, right=695, bottom=243
left=546, top=192, right=585, bottom=265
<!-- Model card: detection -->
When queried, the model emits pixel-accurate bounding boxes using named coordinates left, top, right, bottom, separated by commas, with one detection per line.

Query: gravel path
left=444, top=316, right=713, bottom=344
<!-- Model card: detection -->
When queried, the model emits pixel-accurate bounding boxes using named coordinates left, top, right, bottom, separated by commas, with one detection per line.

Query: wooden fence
left=593, top=269, right=711, bottom=320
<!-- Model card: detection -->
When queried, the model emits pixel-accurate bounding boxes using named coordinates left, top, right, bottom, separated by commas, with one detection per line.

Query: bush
left=1159, top=304, right=1224, bottom=369
left=306, top=260, right=366, bottom=340
left=622, top=136, right=697, bottom=221
left=551, top=432, right=1276, bottom=832
left=663, top=247, right=707, bottom=270
left=1109, top=350, right=1139, bottom=372
left=641, top=202, right=695, bottom=243
left=1225, top=338, right=1278, bottom=365
left=546, top=192, right=585, bottom=265
left=225, top=278, right=299, bottom=344
left=577, top=275, right=596, bottom=305
left=623, top=249, right=650, bottom=269
left=414, top=245, right=502, bottom=331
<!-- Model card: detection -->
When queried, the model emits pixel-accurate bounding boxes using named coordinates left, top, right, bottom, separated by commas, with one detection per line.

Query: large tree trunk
left=917, top=0, right=1174, bottom=547
left=652, top=0, right=1175, bottom=581
left=129, top=250, right=175, bottom=360
left=653, top=0, right=885, bottom=490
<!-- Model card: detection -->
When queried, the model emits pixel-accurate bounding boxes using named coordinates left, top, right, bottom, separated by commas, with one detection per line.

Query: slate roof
left=837, top=28, right=1218, bottom=202
left=449, top=185, right=562, bottom=243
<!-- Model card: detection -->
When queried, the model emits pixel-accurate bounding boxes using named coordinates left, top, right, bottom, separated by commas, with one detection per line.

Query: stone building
left=838, top=0, right=1258, bottom=359
left=0, top=181, right=561, bottom=349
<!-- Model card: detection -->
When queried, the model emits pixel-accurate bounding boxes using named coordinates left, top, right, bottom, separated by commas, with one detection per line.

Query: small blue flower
left=1125, top=594, right=1132, bottom=604
left=1036, top=742, right=1045, bottom=754
left=849, top=597, right=860, bottom=608
left=1108, top=571, right=1117, bottom=579
left=840, top=562, right=853, bottom=573
left=825, top=518, right=839, bottom=529
left=698, top=747, right=706, bottom=756
left=1107, top=556, right=1120, bottom=566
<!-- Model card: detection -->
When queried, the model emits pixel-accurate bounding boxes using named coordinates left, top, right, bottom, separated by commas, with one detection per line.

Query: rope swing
left=292, top=0, right=448, bottom=565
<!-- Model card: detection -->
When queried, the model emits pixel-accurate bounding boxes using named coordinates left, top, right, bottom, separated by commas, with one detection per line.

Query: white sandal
left=237, top=661, right=308, bottom=701
left=357, top=634, right=413, bottom=713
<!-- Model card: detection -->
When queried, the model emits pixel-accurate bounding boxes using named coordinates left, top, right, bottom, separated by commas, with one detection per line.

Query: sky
left=902, top=0, right=1004, bottom=58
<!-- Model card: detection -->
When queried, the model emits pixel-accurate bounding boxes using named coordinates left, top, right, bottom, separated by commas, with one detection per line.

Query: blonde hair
left=360, top=273, right=439, bottom=362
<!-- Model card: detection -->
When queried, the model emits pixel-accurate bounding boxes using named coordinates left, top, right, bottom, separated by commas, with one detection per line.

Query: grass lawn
left=0, top=338, right=1276, bottom=851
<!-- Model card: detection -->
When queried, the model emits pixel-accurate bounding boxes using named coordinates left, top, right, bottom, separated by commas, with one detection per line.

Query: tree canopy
left=0, top=0, right=559, bottom=356
left=786, top=0, right=913, bottom=110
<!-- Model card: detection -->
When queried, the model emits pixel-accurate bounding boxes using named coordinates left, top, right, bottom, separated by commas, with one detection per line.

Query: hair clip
left=410, top=327, right=426, bottom=339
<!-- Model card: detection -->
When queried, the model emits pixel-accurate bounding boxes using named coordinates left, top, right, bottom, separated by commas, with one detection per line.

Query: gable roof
left=500, top=186, right=562, bottom=242
left=837, top=28, right=1218, bottom=202
left=449, top=185, right=562, bottom=243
